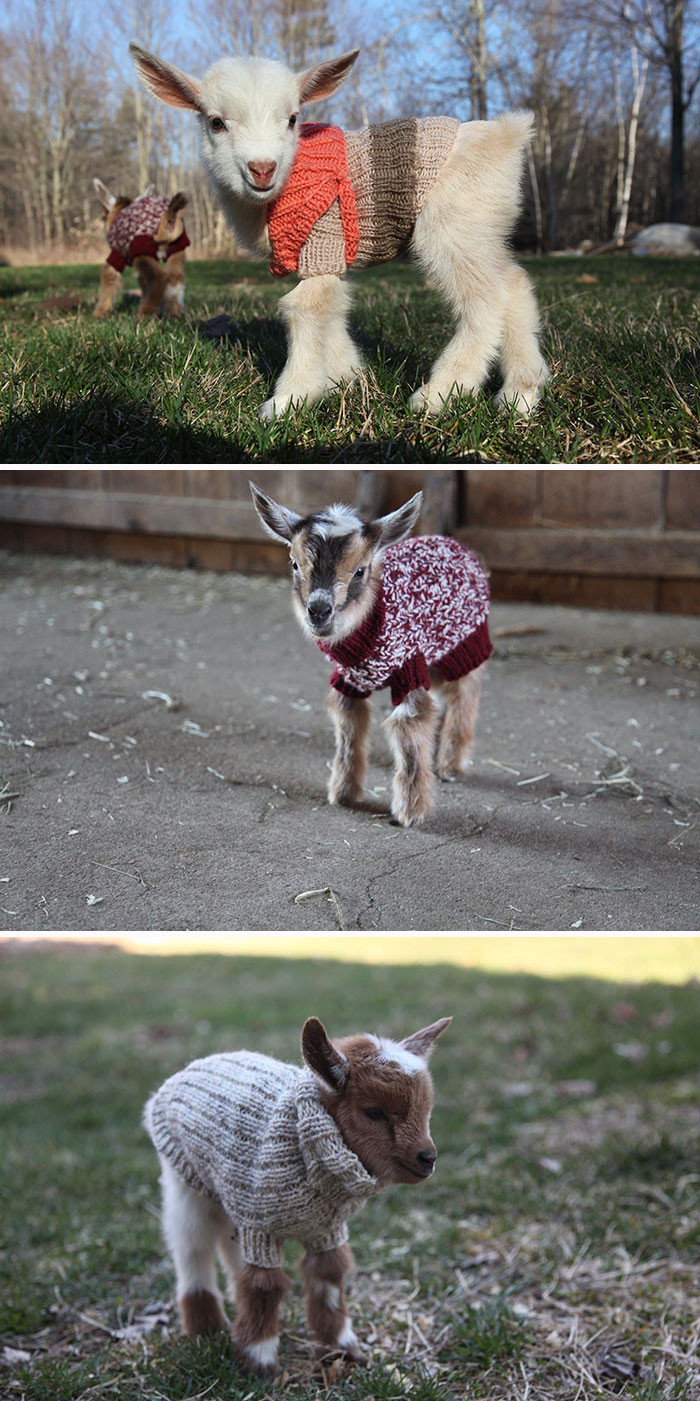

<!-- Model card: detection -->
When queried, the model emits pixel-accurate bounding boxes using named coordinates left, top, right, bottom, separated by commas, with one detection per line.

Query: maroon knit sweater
left=317, top=535, right=492, bottom=706
left=106, top=194, right=190, bottom=273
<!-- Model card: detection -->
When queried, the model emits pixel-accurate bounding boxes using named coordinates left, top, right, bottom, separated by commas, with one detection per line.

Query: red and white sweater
left=317, top=535, right=492, bottom=706
left=106, top=194, right=190, bottom=273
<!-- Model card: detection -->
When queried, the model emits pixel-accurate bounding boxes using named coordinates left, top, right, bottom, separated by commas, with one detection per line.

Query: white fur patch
left=367, top=1036, right=426, bottom=1074
left=392, top=693, right=422, bottom=720
left=311, top=504, right=363, bottom=539
left=244, top=1337, right=279, bottom=1367
left=164, top=282, right=185, bottom=309
left=337, top=1319, right=358, bottom=1349
left=310, top=1279, right=341, bottom=1309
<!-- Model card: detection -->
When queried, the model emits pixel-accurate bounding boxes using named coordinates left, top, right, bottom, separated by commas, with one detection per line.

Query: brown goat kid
left=92, top=178, right=189, bottom=321
left=250, top=480, right=492, bottom=827
left=145, top=1016, right=451, bottom=1377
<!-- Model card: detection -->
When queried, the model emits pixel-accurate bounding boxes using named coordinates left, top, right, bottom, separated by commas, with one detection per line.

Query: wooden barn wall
left=0, top=469, right=698, bottom=614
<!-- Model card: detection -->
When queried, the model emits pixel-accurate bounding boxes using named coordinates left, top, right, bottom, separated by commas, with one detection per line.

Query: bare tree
left=612, top=0, right=700, bottom=219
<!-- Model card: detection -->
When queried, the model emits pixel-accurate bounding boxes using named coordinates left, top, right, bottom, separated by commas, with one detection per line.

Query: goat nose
left=417, top=1148, right=437, bottom=1170
left=247, top=160, right=277, bottom=187
left=308, top=599, right=332, bottom=624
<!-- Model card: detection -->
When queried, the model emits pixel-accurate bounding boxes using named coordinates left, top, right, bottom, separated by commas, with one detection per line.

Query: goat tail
left=491, top=110, right=535, bottom=151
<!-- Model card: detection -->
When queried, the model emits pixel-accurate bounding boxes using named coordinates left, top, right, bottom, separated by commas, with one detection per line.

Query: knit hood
left=295, top=1074, right=377, bottom=1200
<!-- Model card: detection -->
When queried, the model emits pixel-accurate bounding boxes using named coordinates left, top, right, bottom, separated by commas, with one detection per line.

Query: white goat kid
left=129, top=44, right=550, bottom=420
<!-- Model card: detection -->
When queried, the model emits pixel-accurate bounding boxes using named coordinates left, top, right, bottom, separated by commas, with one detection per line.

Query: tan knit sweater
left=297, top=116, right=460, bottom=278
left=145, top=1051, right=378, bottom=1268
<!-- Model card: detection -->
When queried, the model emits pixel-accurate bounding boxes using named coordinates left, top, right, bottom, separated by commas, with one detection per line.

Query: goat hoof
left=328, top=781, right=363, bottom=807
left=260, top=394, right=297, bottom=421
left=408, top=386, right=430, bottom=413
left=235, top=1344, right=280, bottom=1379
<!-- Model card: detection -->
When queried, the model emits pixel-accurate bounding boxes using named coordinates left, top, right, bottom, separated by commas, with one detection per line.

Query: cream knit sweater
left=145, top=1051, right=378, bottom=1268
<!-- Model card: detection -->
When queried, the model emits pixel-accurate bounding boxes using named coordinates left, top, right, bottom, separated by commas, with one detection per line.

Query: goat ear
left=142, top=182, right=156, bottom=197
left=129, top=43, right=202, bottom=111
left=371, top=492, right=423, bottom=549
left=297, top=49, right=360, bottom=105
left=301, top=1017, right=349, bottom=1091
left=249, top=480, right=303, bottom=543
left=93, top=178, right=116, bottom=210
left=401, top=1017, right=452, bottom=1060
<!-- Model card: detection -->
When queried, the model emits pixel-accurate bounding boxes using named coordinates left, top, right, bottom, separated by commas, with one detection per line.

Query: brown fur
left=327, top=690, right=371, bottom=805
left=385, top=689, right=439, bottom=828
left=290, top=528, right=380, bottom=644
left=302, top=1243, right=356, bottom=1350
left=179, top=1287, right=227, bottom=1335
left=234, top=1263, right=289, bottom=1350
left=434, top=667, right=484, bottom=778
left=93, top=188, right=188, bottom=321
left=133, top=255, right=169, bottom=319
left=94, top=261, right=123, bottom=319
left=328, top=1038, right=436, bottom=1184
left=104, top=197, right=132, bottom=234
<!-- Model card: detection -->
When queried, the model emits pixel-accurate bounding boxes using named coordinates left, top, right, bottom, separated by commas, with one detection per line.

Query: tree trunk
left=615, top=52, right=648, bottom=241
left=669, top=48, right=684, bottom=221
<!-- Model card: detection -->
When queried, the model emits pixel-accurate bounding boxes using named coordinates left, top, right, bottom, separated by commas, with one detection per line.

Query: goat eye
left=210, top=117, right=226, bottom=133
left=364, top=1107, right=388, bottom=1122
left=291, top=559, right=299, bottom=572
left=288, top=114, right=298, bottom=128
left=354, top=566, right=365, bottom=580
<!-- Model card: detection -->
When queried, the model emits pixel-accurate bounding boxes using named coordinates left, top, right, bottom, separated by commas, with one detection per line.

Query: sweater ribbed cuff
left=389, top=653, right=432, bottom=706
left=433, top=616, right=492, bottom=681
left=239, top=1227, right=284, bottom=1269
left=106, top=249, right=127, bottom=273
left=329, top=668, right=372, bottom=701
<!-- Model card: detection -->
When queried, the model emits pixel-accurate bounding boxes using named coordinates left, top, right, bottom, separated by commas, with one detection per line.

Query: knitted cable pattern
left=145, top=1051, right=377, bottom=1268
left=267, top=124, right=360, bottom=278
left=317, top=535, right=492, bottom=706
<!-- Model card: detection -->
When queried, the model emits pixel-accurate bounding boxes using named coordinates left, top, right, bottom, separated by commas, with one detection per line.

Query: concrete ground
left=1, top=549, right=698, bottom=933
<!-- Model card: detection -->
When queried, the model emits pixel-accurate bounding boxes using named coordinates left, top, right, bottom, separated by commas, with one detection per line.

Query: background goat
left=146, top=1015, right=451, bottom=1377
left=129, top=44, right=549, bottom=419
left=250, top=482, right=490, bottom=828
left=93, top=179, right=189, bottom=321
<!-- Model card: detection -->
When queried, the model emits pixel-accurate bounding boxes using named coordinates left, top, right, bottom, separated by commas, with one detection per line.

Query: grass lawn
left=1, top=255, right=699, bottom=463
left=1, top=946, right=699, bottom=1401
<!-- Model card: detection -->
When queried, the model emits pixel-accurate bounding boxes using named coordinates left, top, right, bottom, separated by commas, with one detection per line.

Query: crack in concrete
left=356, top=816, right=496, bottom=930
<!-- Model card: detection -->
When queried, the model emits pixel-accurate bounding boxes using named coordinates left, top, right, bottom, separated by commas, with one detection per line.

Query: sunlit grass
left=2, top=255, right=699, bottom=462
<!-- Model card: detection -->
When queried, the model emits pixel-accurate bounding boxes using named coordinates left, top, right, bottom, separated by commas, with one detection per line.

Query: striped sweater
left=317, top=535, right=492, bottom=706
left=268, top=117, right=460, bottom=279
left=145, top=1051, right=377, bottom=1268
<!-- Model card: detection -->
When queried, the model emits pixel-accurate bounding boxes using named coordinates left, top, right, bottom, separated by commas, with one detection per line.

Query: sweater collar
left=316, top=586, right=385, bottom=669
left=295, top=1076, right=377, bottom=1200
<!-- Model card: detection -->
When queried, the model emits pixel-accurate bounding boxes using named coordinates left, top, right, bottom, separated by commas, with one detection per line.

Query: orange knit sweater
left=267, top=124, right=360, bottom=278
